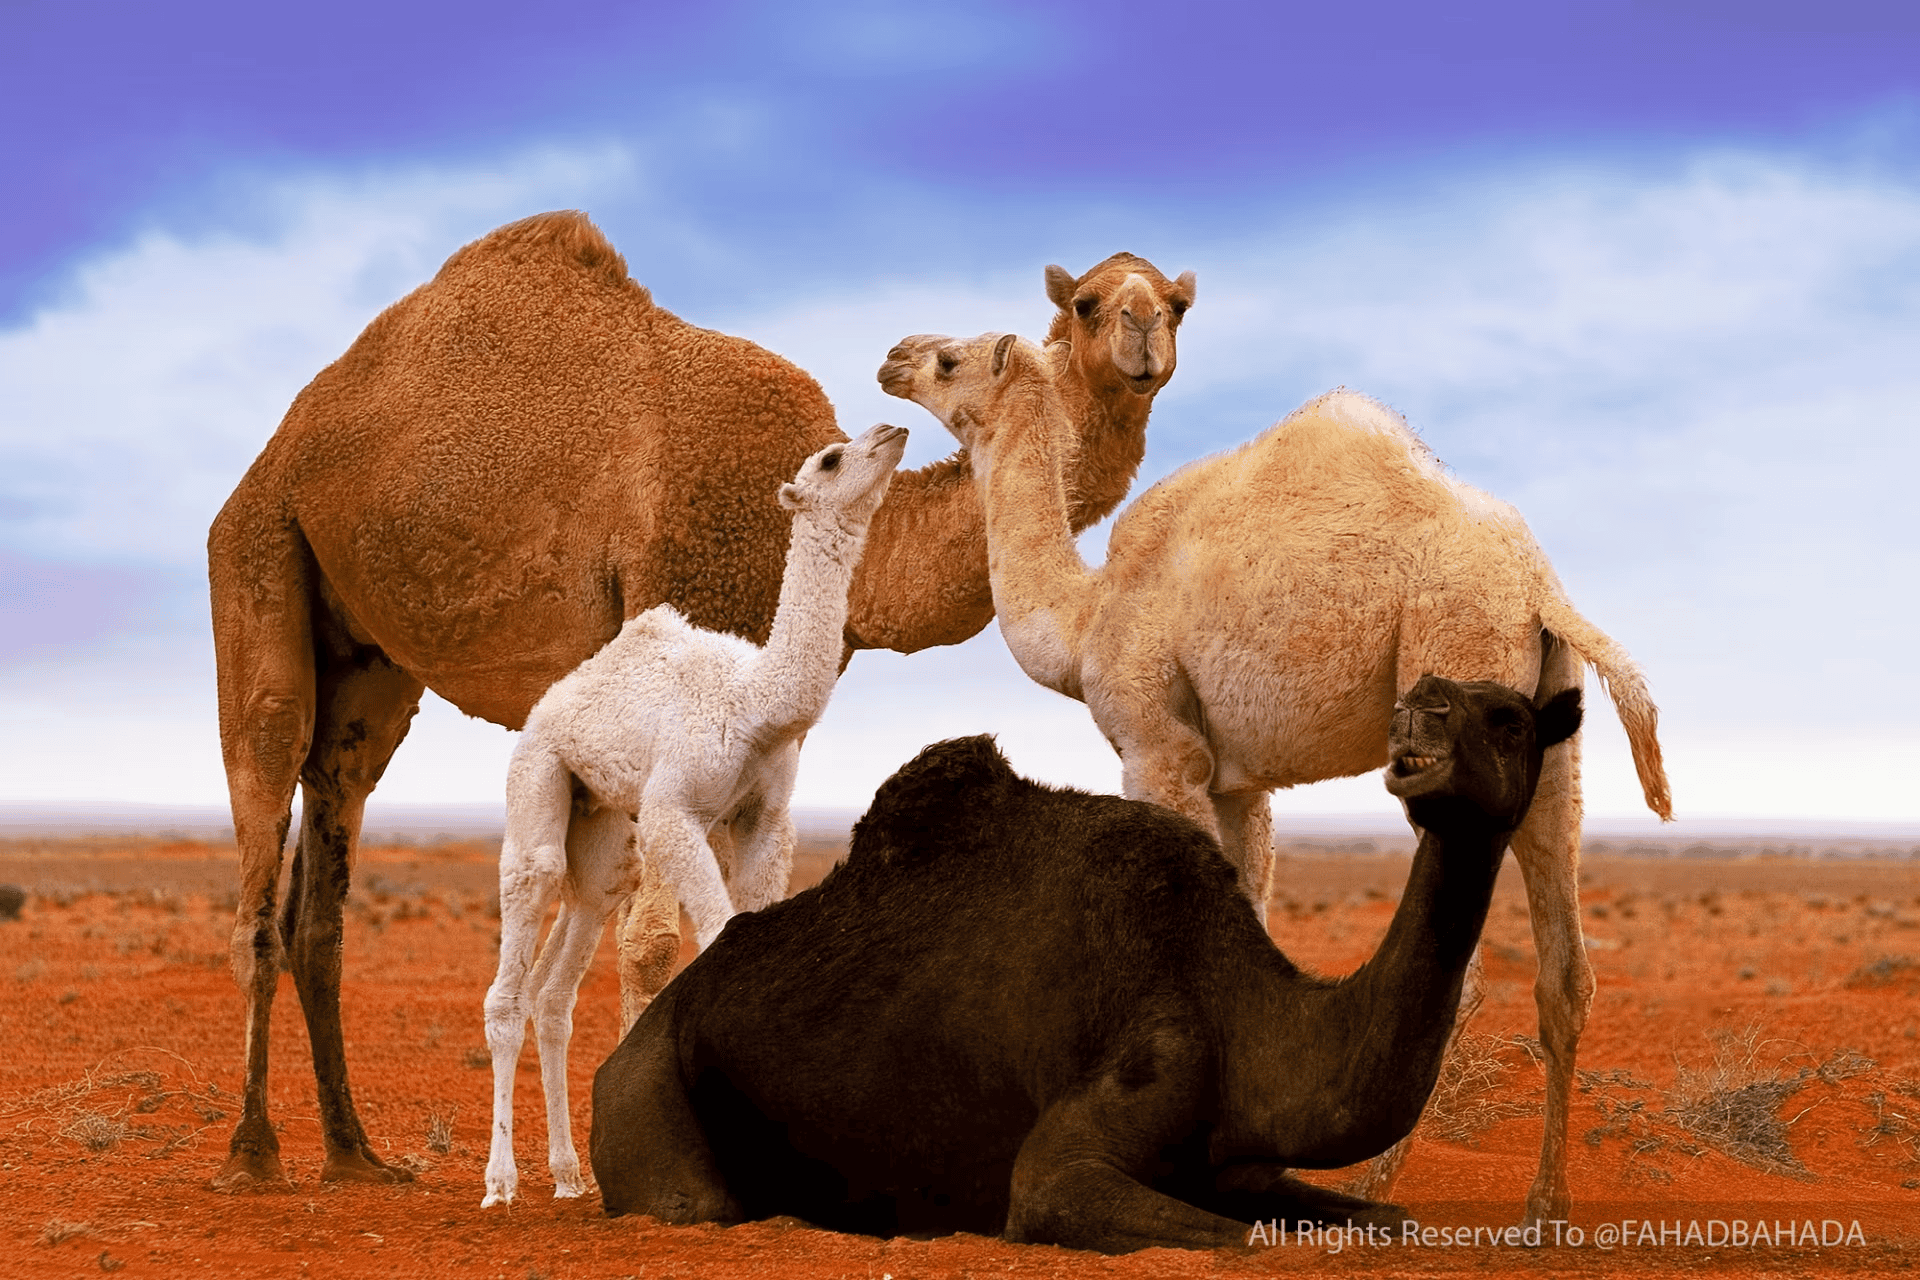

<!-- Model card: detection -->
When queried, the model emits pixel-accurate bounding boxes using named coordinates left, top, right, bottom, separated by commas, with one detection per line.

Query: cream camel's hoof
left=210, top=1148, right=294, bottom=1194
left=481, top=1182, right=515, bottom=1209
left=553, top=1170, right=589, bottom=1199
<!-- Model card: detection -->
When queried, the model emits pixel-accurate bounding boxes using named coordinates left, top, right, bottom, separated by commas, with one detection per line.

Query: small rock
left=0, top=885, right=25, bottom=922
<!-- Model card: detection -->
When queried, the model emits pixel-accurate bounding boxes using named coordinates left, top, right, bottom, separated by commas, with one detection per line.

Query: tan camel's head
left=876, top=332, right=1065, bottom=457
left=778, top=423, right=909, bottom=528
left=1042, top=253, right=1195, bottom=398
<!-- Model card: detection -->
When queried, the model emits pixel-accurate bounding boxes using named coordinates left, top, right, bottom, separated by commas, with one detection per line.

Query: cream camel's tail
left=1536, top=592, right=1673, bottom=821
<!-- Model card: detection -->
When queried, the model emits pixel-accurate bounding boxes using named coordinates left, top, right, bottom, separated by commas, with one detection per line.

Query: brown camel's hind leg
left=288, top=646, right=424, bottom=1183
left=209, top=517, right=316, bottom=1192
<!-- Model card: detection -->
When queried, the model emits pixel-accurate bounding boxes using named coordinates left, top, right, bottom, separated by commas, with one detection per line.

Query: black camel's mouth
left=1389, top=752, right=1445, bottom=779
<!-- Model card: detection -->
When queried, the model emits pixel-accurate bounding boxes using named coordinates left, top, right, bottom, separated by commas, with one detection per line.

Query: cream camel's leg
left=1101, top=684, right=1221, bottom=843
left=640, top=800, right=735, bottom=950
left=615, top=856, right=681, bottom=1035
left=482, top=750, right=572, bottom=1208
left=287, top=649, right=423, bottom=1185
left=529, top=806, right=634, bottom=1199
left=1511, top=730, right=1587, bottom=1226
left=208, top=531, right=316, bottom=1192
left=1210, top=791, right=1275, bottom=924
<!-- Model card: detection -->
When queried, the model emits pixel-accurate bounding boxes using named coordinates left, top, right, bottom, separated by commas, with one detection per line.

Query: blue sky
left=3, top=1, right=1918, bottom=825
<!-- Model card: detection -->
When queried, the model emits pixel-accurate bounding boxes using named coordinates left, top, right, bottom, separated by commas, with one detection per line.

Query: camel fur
left=481, top=424, right=907, bottom=1208
left=205, top=208, right=1193, bottom=1189
left=877, top=332, right=1672, bottom=1225
left=590, top=680, right=1581, bottom=1253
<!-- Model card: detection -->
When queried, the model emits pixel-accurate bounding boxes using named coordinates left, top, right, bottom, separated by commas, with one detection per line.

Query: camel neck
left=1050, top=369, right=1147, bottom=529
left=1219, top=818, right=1509, bottom=1167
left=969, top=380, right=1100, bottom=698
left=745, top=512, right=867, bottom=728
left=841, top=455, right=993, bottom=654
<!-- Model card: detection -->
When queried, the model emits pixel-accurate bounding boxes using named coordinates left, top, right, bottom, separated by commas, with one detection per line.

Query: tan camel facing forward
left=207, top=209, right=1194, bottom=1190
left=878, top=332, right=1671, bottom=1226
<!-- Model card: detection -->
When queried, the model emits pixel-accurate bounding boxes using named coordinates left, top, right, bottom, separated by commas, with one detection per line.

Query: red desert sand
left=3, top=832, right=1919, bottom=1278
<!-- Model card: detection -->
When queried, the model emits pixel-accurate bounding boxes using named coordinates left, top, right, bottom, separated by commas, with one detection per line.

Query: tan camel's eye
left=820, top=449, right=842, bottom=472
left=1169, top=298, right=1190, bottom=320
left=1073, top=296, right=1097, bottom=320
left=936, top=351, right=959, bottom=377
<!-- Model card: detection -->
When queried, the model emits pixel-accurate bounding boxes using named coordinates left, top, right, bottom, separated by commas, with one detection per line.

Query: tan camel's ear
left=1045, top=339, right=1072, bottom=368
left=1044, top=264, right=1076, bottom=311
left=991, top=332, right=1018, bottom=377
left=778, top=482, right=804, bottom=511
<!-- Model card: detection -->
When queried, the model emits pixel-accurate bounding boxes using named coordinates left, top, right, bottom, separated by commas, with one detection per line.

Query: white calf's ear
left=778, top=482, right=804, bottom=511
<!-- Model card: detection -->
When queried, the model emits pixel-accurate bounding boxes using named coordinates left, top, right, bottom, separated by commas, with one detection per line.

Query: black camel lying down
left=591, top=675, right=1582, bottom=1253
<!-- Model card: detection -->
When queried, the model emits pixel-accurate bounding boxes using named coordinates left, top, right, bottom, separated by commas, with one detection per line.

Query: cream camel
left=207, top=208, right=1194, bottom=1189
left=481, top=424, right=906, bottom=1208
left=877, top=332, right=1672, bottom=1225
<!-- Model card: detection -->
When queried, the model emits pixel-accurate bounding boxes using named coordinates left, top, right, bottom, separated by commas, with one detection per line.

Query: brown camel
left=878, top=332, right=1671, bottom=1225
left=206, top=210, right=1193, bottom=1189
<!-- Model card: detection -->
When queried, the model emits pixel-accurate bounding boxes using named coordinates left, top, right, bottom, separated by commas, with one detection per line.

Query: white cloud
left=3, top=141, right=1918, bottom=822
left=0, top=145, right=636, bottom=569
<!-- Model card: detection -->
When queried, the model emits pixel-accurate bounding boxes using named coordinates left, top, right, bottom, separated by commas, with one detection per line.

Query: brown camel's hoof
left=210, top=1148, right=294, bottom=1194
left=321, top=1148, right=416, bottom=1184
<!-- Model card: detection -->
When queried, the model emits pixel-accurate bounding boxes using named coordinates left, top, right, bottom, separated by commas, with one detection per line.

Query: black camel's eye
left=1073, top=295, right=1096, bottom=320
left=820, top=449, right=842, bottom=471
left=1169, top=297, right=1190, bottom=320
left=935, top=350, right=959, bottom=376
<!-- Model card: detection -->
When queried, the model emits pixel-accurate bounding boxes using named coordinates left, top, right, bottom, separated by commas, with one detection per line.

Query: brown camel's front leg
left=291, top=653, right=423, bottom=1183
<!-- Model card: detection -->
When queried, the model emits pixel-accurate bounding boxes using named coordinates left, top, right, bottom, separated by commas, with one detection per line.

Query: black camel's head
left=1385, top=675, right=1583, bottom=834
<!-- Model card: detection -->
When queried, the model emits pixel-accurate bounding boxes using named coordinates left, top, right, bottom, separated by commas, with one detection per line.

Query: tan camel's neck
left=970, top=380, right=1101, bottom=699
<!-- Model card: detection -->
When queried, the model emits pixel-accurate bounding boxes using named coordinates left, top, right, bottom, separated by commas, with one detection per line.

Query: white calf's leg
left=482, top=749, right=572, bottom=1207
left=527, top=806, right=632, bottom=1198
left=615, top=854, right=681, bottom=1035
left=729, top=810, right=795, bottom=914
left=640, top=800, right=735, bottom=950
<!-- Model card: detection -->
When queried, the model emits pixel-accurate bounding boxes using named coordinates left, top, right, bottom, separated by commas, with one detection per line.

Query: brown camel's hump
left=432, top=210, right=648, bottom=303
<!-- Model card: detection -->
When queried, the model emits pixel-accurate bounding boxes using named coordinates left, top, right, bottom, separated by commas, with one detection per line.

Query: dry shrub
left=1859, top=1087, right=1920, bottom=1165
left=1580, top=1024, right=1871, bottom=1181
left=1419, top=1031, right=1540, bottom=1145
left=60, top=1112, right=129, bottom=1152
left=38, top=1219, right=91, bottom=1246
left=1665, top=1025, right=1818, bottom=1178
left=1845, top=955, right=1920, bottom=989
left=1, top=1051, right=229, bottom=1160
left=427, top=1107, right=457, bottom=1154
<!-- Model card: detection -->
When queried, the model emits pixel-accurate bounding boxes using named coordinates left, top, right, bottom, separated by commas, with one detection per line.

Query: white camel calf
left=481, top=423, right=909, bottom=1208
